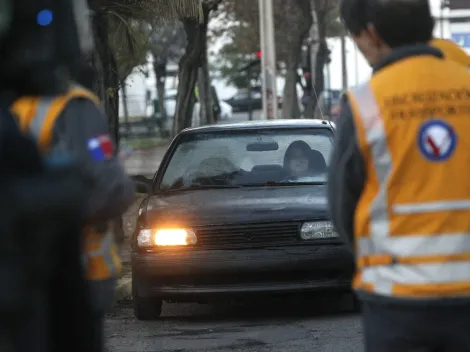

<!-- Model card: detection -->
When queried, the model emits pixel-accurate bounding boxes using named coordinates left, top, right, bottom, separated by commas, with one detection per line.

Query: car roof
left=180, top=119, right=335, bottom=134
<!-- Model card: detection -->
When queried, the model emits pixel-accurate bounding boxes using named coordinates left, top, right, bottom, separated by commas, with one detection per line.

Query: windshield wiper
left=242, top=181, right=326, bottom=187
left=161, top=184, right=242, bottom=193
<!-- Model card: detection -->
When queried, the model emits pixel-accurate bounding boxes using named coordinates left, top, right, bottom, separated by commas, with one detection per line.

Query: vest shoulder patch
left=417, top=119, right=457, bottom=161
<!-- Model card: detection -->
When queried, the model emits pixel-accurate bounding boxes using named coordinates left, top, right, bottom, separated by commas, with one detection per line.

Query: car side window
left=233, top=93, right=248, bottom=100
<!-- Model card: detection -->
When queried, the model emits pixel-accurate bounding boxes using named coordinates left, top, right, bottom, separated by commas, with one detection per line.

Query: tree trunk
left=301, top=43, right=313, bottom=101
left=197, top=57, right=214, bottom=125
left=281, top=39, right=303, bottom=119
left=311, top=6, right=327, bottom=119
left=92, top=11, right=125, bottom=245
left=173, top=5, right=210, bottom=135
left=120, top=78, right=129, bottom=124
left=312, top=38, right=327, bottom=119
left=153, top=59, right=167, bottom=120
left=92, top=12, right=119, bottom=145
left=305, top=3, right=328, bottom=119
left=304, top=0, right=320, bottom=119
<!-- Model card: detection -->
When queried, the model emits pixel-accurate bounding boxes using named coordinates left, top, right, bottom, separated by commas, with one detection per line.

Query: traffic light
left=325, top=47, right=332, bottom=64
left=240, top=52, right=262, bottom=72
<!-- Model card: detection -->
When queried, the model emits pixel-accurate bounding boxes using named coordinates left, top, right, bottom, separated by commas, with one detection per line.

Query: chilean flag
left=87, top=134, right=114, bottom=161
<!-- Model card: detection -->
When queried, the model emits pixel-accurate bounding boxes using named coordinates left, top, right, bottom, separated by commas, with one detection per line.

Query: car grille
left=193, top=222, right=301, bottom=249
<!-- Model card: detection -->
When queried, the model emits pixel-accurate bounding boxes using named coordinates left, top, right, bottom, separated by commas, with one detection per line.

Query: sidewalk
left=120, top=144, right=168, bottom=176
left=114, top=194, right=146, bottom=301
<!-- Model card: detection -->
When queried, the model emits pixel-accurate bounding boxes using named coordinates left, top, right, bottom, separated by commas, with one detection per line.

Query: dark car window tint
left=159, top=129, right=333, bottom=191
left=232, top=92, right=248, bottom=100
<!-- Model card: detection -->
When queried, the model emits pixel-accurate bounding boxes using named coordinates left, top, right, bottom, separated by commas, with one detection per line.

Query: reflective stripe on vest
left=12, top=84, right=100, bottom=151
left=10, top=86, right=121, bottom=281
left=85, top=230, right=121, bottom=279
left=349, top=81, right=470, bottom=298
left=29, top=97, right=56, bottom=141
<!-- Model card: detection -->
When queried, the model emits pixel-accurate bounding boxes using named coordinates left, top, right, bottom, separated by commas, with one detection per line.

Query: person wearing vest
left=328, top=0, right=470, bottom=350
left=12, top=84, right=134, bottom=347
left=430, top=38, right=470, bottom=69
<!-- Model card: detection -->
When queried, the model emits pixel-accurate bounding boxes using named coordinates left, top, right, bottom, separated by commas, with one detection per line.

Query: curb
left=115, top=276, right=132, bottom=301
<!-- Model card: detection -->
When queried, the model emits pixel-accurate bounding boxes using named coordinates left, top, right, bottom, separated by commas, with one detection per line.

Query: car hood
left=143, top=185, right=328, bottom=226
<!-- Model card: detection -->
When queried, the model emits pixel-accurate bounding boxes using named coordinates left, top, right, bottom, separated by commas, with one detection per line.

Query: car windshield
left=158, top=128, right=333, bottom=191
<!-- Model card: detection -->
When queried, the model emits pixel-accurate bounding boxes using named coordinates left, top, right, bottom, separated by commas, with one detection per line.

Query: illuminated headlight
left=300, top=221, right=339, bottom=240
left=137, top=228, right=197, bottom=247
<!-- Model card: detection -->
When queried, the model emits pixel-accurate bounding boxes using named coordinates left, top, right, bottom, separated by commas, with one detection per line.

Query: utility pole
left=340, top=33, right=348, bottom=90
left=258, top=0, right=278, bottom=119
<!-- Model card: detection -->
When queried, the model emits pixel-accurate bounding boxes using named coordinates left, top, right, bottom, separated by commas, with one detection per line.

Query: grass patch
left=125, top=137, right=169, bottom=150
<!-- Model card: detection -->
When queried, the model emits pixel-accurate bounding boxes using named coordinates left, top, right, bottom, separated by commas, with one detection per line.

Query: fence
left=119, top=118, right=169, bottom=139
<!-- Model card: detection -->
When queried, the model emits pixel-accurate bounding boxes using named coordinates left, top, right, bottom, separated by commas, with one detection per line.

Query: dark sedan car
left=224, top=90, right=283, bottom=112
left=131, top=119, right=354, bottom=320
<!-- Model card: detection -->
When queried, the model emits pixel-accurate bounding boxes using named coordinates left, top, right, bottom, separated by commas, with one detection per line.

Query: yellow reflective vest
left=11, top=85, right=121, bottom=283
left=430, top=38, right=469, bottom=68
left=347, top=54, right=470, bottom=299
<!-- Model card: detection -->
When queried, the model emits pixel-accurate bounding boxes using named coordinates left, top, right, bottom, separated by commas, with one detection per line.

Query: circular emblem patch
left=417, top=120, right=457, bottom=161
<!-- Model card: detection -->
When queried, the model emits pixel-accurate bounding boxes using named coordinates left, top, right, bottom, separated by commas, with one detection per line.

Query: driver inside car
left=283, top=140, right=313, bottom=178
left=182, top=156, right=242, bottom=186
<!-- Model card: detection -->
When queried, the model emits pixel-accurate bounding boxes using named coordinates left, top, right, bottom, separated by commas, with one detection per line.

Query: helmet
left=0, top=0, right=12, bottom=41
left=0, top=0, right=94, bottom=94
left=430, top=38, right=470, bottom=68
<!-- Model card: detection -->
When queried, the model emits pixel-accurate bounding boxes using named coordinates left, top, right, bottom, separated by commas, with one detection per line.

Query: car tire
left=351, top=295, right=361, bottom=313
left=343, top=292, right=361, bottom=313
left=132, top=278, right=162, bottom=320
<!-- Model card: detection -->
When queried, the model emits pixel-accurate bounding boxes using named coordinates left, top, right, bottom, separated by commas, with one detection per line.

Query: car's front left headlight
left=300, top=221, right=339, bottom=240
left=137, top=228, right=197, bottom=247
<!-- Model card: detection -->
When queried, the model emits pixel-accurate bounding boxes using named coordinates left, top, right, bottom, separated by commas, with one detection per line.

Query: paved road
left=112, top=111, right=365, bottom=350
left=105, top=296, right=363, bottom=352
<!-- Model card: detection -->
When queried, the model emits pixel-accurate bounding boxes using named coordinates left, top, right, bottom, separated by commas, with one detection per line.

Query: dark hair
left=340, top=0, right=434, bottom=48
left=283, top=140, right=311, bottom=168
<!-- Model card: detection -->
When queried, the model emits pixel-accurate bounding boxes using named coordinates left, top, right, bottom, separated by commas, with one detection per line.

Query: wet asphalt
left=110, top=112, right=363, bottom=351
left=105, top=294, right=363, bottom=352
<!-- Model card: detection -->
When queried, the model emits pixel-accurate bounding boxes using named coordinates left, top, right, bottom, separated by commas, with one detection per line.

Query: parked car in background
left=224, top=89, right=282, bottom=112
left=155, top=88, right=232, bottom=137
left=164, top=90, right=233, bottom=121
left=224, top=90, right=262, bottom=112
left=130, top=119, right=354, bottom=320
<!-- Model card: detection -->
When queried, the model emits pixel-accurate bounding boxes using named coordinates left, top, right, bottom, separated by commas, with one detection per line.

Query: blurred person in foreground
left=430, top=37, right=470, bottom=69
left=0, top=0, right=135, bottom=350
left=327, top=0, right=470, bottom=350
left=0, top=1, right=96, bottom=352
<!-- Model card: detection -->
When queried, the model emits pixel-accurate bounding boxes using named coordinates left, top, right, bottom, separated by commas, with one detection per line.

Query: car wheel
left=350, top=294, right=361, bottom=313
left=132, top=278, right=162, bottom=320
left=342, top=292, right=361, bottom=313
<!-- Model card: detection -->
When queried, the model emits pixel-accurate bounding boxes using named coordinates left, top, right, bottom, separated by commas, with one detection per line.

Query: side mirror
left=131, top=175, right=152, bottom=194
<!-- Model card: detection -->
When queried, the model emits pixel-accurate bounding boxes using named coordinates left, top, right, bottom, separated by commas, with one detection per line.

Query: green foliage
left=212, top=25, right=261, bottom=89
left=149, top=23, right=186, bottom=64
left=109, top=19, right=152, bottom=81
left=212, top=0, right=344, bottom=90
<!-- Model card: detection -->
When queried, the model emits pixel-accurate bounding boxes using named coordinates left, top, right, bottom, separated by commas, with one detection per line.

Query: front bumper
left=132, top=245, right=354, bottom=299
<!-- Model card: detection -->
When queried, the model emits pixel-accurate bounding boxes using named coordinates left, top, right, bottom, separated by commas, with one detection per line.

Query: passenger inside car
left=283, top=140, right=313, bottom=178
left=309, top=149, right=327, bottom=174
